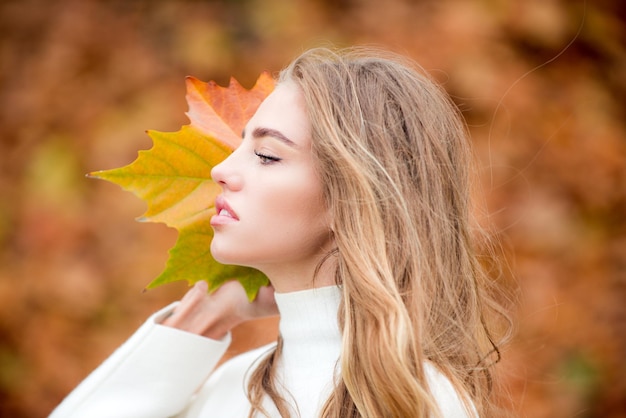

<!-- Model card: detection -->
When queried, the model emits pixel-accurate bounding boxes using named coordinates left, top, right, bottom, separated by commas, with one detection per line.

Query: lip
left=210, top=195, right=239, bottom=226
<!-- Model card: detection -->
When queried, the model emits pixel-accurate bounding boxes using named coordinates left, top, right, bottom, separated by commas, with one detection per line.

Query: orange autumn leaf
left=90, top=73, right=275, bottom=300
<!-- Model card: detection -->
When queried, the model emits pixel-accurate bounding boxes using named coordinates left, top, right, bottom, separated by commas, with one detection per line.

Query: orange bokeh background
left=1, top=0, right=624, bottom=417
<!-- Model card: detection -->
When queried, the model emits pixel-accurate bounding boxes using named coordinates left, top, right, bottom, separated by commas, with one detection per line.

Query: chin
left=210, top=242, right=248, bottom=267
left=209, top=241, right=230, bottom=264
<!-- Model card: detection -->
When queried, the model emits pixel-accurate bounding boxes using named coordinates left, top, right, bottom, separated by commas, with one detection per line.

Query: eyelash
left=254, top=150, right=281, bottom=165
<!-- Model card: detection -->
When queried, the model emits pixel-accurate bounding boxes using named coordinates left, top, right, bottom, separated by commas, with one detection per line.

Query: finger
left=176, top=287, right=206, bottom=316
left=176, top=281, right=207, bottom=310
left=164, top=282, right=208, bottom=327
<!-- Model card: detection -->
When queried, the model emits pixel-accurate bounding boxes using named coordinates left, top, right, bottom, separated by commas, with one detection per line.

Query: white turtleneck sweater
left=49, top=286, right=472, bottom=418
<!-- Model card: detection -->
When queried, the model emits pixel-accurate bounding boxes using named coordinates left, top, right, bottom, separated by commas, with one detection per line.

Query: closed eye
left=254, top=150, right=281, bottom=165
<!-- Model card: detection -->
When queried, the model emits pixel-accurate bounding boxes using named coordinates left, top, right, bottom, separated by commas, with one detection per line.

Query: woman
left=50, top=47, right=506, bottom=418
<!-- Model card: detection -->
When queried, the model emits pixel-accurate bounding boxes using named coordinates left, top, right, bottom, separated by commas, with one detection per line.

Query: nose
left=211, top=152, right=243, bottom=191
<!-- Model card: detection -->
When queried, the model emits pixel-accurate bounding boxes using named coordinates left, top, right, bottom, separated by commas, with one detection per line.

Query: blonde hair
left=247, top=47, right=508, bottom=417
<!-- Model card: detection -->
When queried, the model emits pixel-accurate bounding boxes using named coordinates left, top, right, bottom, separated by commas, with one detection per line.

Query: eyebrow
left=244, top=127, right=299, bottom=148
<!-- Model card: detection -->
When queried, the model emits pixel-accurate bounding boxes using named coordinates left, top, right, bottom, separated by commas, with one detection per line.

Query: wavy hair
left=247, top=47, right=509, bottom=418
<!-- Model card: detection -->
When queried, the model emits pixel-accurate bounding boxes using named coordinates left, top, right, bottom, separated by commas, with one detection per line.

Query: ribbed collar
left=270, top=286, right=343, bottom=418
left=273, top=285, right=342, bottom=370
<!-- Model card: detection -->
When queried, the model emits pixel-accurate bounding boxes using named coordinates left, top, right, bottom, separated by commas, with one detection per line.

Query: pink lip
left=210, top=195, right=239, bottom=226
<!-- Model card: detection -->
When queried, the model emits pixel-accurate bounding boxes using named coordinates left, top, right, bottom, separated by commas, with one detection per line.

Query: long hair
left=247, top=47, right=509, bottom=417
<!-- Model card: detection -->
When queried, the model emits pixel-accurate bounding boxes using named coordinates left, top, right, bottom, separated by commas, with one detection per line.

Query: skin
left=163, top=82, right=335, bottom=339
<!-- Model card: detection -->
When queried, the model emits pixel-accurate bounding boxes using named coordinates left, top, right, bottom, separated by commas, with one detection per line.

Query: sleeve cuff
left=49, top=303, right=231, bottom=418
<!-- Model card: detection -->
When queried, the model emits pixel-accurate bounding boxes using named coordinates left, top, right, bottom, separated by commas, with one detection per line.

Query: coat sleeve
left=48, top=303, right=231, bottom=418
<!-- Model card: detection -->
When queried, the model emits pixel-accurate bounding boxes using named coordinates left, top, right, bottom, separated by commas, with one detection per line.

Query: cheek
left=256, top=177, right=329, bottom=242
left=290, top=191, right=329, bottom=245
left=283, top=179, right=326, bottom=222
left=261, top=197, right=322, bottom=234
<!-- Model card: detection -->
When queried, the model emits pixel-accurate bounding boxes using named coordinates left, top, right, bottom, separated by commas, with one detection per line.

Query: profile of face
left=210, top=81, right=333, bottom=291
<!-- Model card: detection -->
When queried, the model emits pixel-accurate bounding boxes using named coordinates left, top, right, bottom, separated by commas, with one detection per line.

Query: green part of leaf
left=146, top=221, right=269, bottom=300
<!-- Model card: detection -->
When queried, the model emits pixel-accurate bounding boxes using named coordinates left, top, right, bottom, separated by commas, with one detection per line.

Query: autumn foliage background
left=0, top=0, right=624, bottom=417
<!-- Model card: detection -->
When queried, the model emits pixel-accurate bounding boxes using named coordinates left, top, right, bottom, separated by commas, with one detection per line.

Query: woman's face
left=210, top=81, right=333, bottom=291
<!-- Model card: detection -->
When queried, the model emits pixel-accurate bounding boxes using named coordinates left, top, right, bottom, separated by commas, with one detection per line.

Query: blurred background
left=1, top=0, right=624, bottom=416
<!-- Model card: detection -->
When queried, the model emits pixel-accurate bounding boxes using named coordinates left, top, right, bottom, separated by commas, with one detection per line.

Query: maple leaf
left=90, top=73, right=275, bottom=300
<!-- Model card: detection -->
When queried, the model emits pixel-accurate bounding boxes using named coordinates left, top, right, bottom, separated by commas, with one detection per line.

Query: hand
left=161, top=280, right=278, bottom=340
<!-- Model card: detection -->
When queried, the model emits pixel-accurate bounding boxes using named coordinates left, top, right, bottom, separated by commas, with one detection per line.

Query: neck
left=260, top=251, right=337, bottom=293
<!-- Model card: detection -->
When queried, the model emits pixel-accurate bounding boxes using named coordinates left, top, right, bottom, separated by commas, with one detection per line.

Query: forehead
left=246, top=81, right=311, bottom=148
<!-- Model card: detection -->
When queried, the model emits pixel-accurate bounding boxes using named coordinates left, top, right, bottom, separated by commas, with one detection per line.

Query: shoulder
left=424, top=362, right=477, bottom=418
